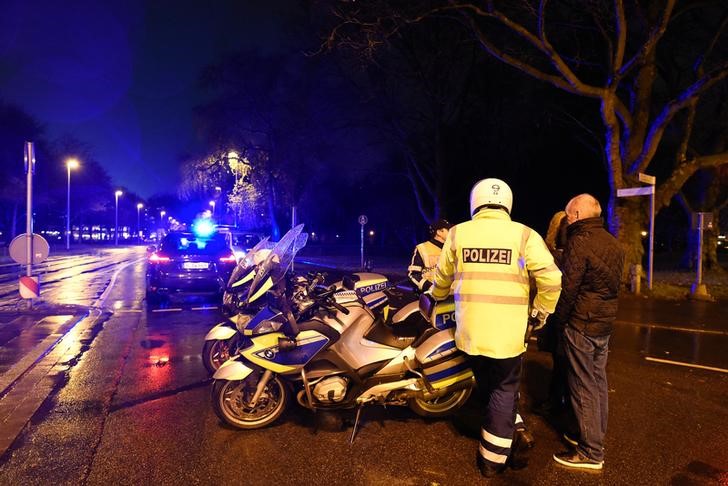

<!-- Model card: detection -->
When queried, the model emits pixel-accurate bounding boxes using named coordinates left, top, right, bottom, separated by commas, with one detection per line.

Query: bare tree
left=324, top=0, right=728, bottom=270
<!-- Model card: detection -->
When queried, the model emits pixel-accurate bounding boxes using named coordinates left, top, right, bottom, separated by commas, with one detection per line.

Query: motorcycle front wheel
left=202, top=337, right=236, bottom=374
left=408, top=386, right=472, bottom=418
left=211, top=375, right=288, bottom=429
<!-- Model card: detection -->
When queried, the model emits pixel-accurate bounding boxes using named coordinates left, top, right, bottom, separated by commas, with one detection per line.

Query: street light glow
left=66, top=158, right=80, bottom=250
left=137, top=203, right=144, bottom=209
left=114, top=190, right=123, bottom=246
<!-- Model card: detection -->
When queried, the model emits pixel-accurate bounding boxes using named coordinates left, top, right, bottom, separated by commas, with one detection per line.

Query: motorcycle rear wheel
left=211, top=375, right=288, bottom=429
left=202, top=338, right=236, bottom=374
left=408, top=387, right=472, bottom=417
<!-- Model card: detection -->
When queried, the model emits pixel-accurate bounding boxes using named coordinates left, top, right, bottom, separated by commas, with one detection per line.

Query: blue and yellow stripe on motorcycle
left=425, top=340, right=457, bottom=361
left=424, top=356, right=474, bottom=389
left=242, top=330, right=330, bottom=374
left=433, top=300, right=456, bottom=330
left=248, top=276, right=274, bottom=303
left=231, top=268, right=256, bottom=288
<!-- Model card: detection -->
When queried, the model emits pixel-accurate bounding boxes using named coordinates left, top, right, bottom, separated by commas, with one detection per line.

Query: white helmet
left=469, top=178, right=513, bottom=216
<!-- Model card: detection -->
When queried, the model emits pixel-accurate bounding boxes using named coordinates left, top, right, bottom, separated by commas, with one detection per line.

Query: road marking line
left=644, top=357, right=728, bottom=374
left=191, top=306, right=218, bottom=310
left=614, top=320, right=728, bottom=336
left=96, top=257, right=147, bottom=307
left=151, top=308, right=182, bottom=313
left=116, top=309, right=142, bottom=313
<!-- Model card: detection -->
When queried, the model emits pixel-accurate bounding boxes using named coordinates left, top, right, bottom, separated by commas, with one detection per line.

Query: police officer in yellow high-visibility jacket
left=408, top=219, right=452, bottom=292
left=432, top=178, right=562, bottom=478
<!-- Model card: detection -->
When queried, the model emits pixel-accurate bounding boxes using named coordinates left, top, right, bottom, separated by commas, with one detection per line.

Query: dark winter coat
left=554, top=217, right=624, bottom=337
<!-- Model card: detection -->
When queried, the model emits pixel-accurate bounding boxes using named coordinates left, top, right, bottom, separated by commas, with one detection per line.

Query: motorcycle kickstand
left=350, top=405, right=364, bottom=444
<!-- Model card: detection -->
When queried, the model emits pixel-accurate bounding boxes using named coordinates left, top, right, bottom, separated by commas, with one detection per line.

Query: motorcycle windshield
left=246, top=224, right=307, bottom=303
left=226, top=236, right=273, bottom=287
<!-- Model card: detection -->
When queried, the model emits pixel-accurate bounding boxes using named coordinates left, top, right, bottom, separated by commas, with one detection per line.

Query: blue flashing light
left=193, top=218, right=216, bottom=238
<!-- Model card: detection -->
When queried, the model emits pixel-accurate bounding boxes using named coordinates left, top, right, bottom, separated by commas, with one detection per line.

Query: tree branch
left=656, top=150, right=728, bottom=210
left=617, top=0, right=676, bottom=80
left=631, top=61, right=728, bottom=174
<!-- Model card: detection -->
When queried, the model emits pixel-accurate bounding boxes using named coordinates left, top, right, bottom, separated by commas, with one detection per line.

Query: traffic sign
left=358, top=215, right=368, bottom=225
left=617, top=186, right=654, bottom=197
left=19, top=276, right=39, bottom=298
left=9, top=233, right=50, bottom=265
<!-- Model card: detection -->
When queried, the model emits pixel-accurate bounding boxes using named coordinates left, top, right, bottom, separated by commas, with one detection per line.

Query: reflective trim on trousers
left=479, top=443, right=508, bottom=465
left=481, top=429, right=512, bottom=448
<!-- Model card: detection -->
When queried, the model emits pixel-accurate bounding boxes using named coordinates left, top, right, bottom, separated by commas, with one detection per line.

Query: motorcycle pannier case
left=414, top=328, right=473, bottom=389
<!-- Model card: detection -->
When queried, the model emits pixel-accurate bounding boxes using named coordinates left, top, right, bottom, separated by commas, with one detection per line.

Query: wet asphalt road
left=0, top=256, right=726, bottom=485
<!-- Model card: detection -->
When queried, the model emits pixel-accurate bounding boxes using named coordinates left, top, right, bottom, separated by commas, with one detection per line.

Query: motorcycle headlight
left=254, top=319, right=283, bottom=334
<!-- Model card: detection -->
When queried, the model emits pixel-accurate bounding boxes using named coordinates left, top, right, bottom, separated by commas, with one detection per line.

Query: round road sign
left=9, top=233, right=50, bottom=265
left=358, top=215, right=368, bottom=225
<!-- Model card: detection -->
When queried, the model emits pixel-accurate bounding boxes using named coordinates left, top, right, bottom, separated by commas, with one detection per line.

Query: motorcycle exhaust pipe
left=402, top=377, right=475, bottom=401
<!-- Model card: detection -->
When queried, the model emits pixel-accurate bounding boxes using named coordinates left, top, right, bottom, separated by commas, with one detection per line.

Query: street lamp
left=65, top=158, right=79, bottom=250
left=209, top=200, right=216, bottom=217
left=137, top=203, right=144, bottom=243
left=114, top=190, right=123, bottom=245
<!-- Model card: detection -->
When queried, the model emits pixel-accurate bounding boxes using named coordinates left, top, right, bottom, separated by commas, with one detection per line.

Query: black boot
left=508, top=428, right=535, bottom=470
left=477, top=454, right=505, bottom=478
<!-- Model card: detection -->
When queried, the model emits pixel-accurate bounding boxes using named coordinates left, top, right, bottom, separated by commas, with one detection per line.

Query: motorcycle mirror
left=342, top=275, right=356, bottom=291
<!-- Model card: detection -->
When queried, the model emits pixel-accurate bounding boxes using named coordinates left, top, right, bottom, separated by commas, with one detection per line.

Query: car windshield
left=160, top=233, right=228, bottom=256
left=233, top=233, right=261, bottom=249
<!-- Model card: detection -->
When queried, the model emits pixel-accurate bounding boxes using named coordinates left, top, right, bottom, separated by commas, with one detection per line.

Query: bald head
left=565, top=194, right=601, bottom=225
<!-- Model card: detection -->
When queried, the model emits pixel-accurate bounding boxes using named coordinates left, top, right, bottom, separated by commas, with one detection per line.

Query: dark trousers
left=538, top=320, right=569, bottom=411
left=470, top=354, right=523, bottom=467
left=564, top=326, right=610, bottom=462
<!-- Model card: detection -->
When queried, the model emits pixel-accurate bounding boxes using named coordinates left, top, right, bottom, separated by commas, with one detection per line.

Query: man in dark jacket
left=552, top=194, right=624, bottom=471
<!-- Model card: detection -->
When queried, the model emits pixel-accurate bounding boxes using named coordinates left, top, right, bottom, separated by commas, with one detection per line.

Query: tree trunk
left=616, top=199, right=647, bottom=279
left=266, top=178, right=280, bottom=240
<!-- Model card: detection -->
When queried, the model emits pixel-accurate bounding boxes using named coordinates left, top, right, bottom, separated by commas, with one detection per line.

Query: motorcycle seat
left=364, top=318, right=417, bottom=350
left=383, top=286, right=418, bottom=312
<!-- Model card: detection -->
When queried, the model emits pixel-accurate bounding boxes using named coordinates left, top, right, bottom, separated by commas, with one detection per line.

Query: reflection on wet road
left=612, top=296, right=728, bottom=372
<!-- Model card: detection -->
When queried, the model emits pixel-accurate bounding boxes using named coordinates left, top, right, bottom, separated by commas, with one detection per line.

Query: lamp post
left=136, top=203, right=144, bottom=243
left=114, top=190, right=123, bottom=245
left=65, top=158, right=79, bottom=250
left=209, top=200, right=216, bottom=217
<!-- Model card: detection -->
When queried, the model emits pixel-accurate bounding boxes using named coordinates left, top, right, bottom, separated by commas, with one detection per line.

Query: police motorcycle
left=202, top=236, right=276, bottom=374
left=210, top=224, right=475, bottom=434
left=202, top=236, right=414, bottom=374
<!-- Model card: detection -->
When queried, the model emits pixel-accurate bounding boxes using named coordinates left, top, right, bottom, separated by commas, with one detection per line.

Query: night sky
left=0, top=0, right=294, bottom=197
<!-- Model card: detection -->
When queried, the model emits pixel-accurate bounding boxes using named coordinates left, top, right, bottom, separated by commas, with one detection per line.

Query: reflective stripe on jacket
left=408, top=239, right=443, bottom=291
left=432, top=209, right=562, bottom=358
left=416, top=240, right=441, bottom=282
